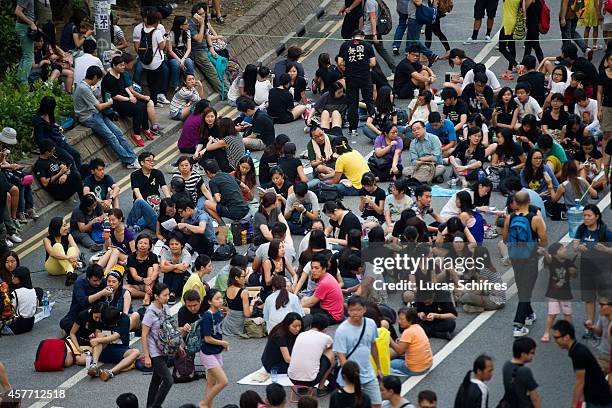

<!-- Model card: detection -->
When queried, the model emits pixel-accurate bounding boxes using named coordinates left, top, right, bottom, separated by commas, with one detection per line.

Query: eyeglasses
left=552, top=334, right=563, bottom=340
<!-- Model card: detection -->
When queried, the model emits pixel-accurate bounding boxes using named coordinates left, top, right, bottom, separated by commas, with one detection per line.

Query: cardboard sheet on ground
left=237, top=367, right=294, bottom=386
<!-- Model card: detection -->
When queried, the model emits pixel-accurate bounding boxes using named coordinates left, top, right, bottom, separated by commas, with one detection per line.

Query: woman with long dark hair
left=332, top=229, right=362, bottom=289
left=59, top=9, right=93, bottom=52
left=227, top=64, right=258, bottom=105
left=177, top=100, right=210, bottom=154
left=43, top=217, right=80, bottom=284
left=6, top=267, right=37, bottom=335
left=323, top=200, right=362, bottom=247
left=492, top=87, right=519, bottom=130
left=491, top=128, right=526, bottom=170
left=550, top=160, right=598, bottom=205
left=270, top=167, right=294, bottom=210
left=222, top=267, right=252, bottom=336
left=286, top=62, right=308, bottom=104
left=193, top=107, right=219, bottom=161
left=172, top=156, right=206, bottom=204
left=456, top=190, right=485, bottom=244
left=253, top=192, right=285, bottom=246
left=33, top=96, right=82, bottom=173
left=440, top=180, right=492, bottom=222
left=261, top=312, right=303, bottom=373
left=259, top=134, right=290, bottom=187
left=329, top=360, right=371, bottom=408
left=294, top=229, right=333, bottom=293
left=97, top=208, right=135, bottom=275
left=0, top=251, right=19, bottom=286
left=167, top=16, right=194, bottom=91
left=521, top=148, right=559, bottom=196
left=363, top=86, right=399, bottom=141
left=104, top=267, right=141, bottom=330
left=560, top=114, right=587, bottom=158
left=278, top=142, right=309, bottom=185
left=203, top=117, right=242, bottom=173
left=449, top=127, right=486, bottom=188
left=263, top=275, right=304, bottom=333
left=262, top=239, right=297, bottom=298
left=516, top=113, right=542, bottom=153
left=232, top=156, right=257, bottom=201
left=307, top=81, right=348, bottom=130
left=314, top=52, right=332, bottom=94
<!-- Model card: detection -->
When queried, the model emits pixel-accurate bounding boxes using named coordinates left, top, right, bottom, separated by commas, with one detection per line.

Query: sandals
left=500, top=70, right=514, bottom=81
left=541, top=333, right=550, bottom=343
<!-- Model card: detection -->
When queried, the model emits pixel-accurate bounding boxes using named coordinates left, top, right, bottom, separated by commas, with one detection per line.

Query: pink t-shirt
left=314, top=273, right=344, bottom=321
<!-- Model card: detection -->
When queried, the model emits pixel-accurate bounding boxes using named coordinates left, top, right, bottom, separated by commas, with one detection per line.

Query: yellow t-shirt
left=335, top=150, right=370, bottom=189
left=502, top=0, right=521, bottom=34
left=181, top=273, right=206, bottom=303
left=370, top=327, right=391, bottom=376
left=401, top=324, right=433, bottom=372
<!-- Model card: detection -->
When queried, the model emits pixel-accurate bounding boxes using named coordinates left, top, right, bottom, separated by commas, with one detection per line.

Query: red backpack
left=34, top=339, right=67, bottom=372
left=538, top=0, right=551, bottom=34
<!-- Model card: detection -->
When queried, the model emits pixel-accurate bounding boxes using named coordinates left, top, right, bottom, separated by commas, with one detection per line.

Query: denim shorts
left=100, top=344, right=129, bottom=364
left=361, top=378, right=382, bottom=405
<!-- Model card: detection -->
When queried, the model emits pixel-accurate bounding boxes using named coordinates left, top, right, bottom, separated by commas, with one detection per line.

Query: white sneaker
left=485, top=35, right=491, bottom=42
left=126, top=161, right=141, bottom=169
left=513, top=325, right=530, bottom=337
left=463, top=37, right=475, bottom=45
left=157, top=94, right=171, bottom=104
left=9, top=234, right=22, bottom=243
left=350, top=129, right=359, bottom=138
left=5, top=239, right=13, bottom=248
left=524, top=313, right=537, bottom=326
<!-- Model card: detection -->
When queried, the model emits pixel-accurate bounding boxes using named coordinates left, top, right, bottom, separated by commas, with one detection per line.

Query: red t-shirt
left=314, top=273, right=344, bottom=321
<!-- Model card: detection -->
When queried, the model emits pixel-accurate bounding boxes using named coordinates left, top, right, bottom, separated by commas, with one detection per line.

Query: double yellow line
left=14, top=18, right=344, bottom=260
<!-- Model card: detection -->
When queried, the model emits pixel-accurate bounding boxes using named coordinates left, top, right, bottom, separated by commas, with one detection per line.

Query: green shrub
left=0, top=68, right=73, bottom=159
left=0, top=1, right=20, bottom=78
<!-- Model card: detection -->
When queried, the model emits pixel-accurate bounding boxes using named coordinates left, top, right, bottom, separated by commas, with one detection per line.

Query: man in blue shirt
left=425, top=111, right=457, bottom=158
left=175, top=197, right=216, bottom=256
left=60, top=264, right=108, bottom=334
left=404, top=121, right=446, bottom=184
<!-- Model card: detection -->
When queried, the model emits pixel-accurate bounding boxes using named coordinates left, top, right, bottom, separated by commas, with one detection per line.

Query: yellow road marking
left=298, top=20, right=338, bottom=63
left=299, top=20, right=343, bottom=61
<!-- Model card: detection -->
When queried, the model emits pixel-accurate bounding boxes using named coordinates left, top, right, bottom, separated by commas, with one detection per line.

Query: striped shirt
left=171, top=172, right=204, bottom=203
left=169, top=87, right=200, bottom=117
left=223, top=134, right=246, bottom=170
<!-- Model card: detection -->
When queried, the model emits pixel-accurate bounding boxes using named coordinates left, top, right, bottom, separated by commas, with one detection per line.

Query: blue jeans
left=560, top=18, right=588, bottom=53
left=393, top=13, right=410, bottom=51
left=362, top=126, right=379, bottom=141
left=168, top=57, right=195, bottom=89
left=132, top=60, right=143, bottom=85
left=330, top=183, right=360, bottom=196
left=17, top=185, right=34, bottom=213
left=406, top=18, right=433, bottom=57
left=127, top=199, right=158, bottom=231
left=390, top=358, right=430, bottom=376
left=15, top=22, right=33, bottom=83
left=81, top=113, right=137, bottom=165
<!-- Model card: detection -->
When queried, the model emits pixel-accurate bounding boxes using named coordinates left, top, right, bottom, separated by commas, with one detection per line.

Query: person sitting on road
left=222, top=266, right=253, bottom=336
left=68, top=301, right=106, bottom=351
left=301, top=254, right=344, bottom=326
left=324, top=136, right=370, bottom=197
left=159, top=232, right=191, bottom=305
left=274, top=45, right=306, bottom=79
left=448, top=127, right=487, bottom=188
left=263, top=275, right=304, bottom=333
left=213, top=254, right=249, bottom=293
left=415, top=290, right=458, bottom=340
left=97, top=208, right=135, bottom=276
left=407, top=90, right=437, bottom=128
left=389, top=307, right=433, bottom=377
left=307, top=124, right=338, bottom=182
left=43, top=216, right=81, bottom=285
left=126, top=234, right=159, bottom=306
left=202, top=159, right=250, bottom=224
left=252, top=222, right=296, bottom=276
left=371, top=123, right=404, bottom=181
left=261, top=312, right=303, bottom=374
left=306, top=81, right=348, bottom=130
left=181, top=254, right=212, bottom=303
left=461, top=246, right=507, bottom=312
left=284, top=182, right=321, bottom=236
left=205, top=117, right=246, bottom=173
left=128, top=151, right=171, bottom=232
left=262, top=239, right=298, bottom=299
left=267, top=73, right=306, bottom=124
left=425, top=111, right=457, bottom=159
left=104, top=266, right=141, bottom=331
left=70, top=193, right=105, bottom=252
left=177, top=100, right=211, bottom=154
left=237, top=97, right=276, bottom=151
left=86, top=306, right=141, bottom=382
left=441, top=87, right=469, bottom=135
left=60, top=264, right=108, bottom=334
left=178, top=289, right=202, bottom=336
left=393, top=46, right=435, bottom=99
left=288, top=313, right=334, bottom=394
left=175, top=197, right=216, bottom=256
left=403, top=121, right=445, bottom=184
left=83, top=158, right=121, bottom=211
left=5, top=267, right=38, bottom=335
left=460, top=72, right=494, bottom=121
left=33, top=139, right=84, bottom=202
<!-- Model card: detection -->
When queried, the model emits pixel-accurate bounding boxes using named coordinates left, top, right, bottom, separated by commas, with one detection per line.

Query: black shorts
left=581, top=270, right=609, bottom=302
left=289, top=355, right=333, bottom=387
left=474, top=0, right=499, bottom=19
left=272, top=112, right=295, bottom=124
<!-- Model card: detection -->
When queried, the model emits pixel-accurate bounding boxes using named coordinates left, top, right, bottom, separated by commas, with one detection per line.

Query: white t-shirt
left=440, top=188, right=474, bottom=221
left=73, top=53, right=104, bottom=87
left=227, top=76, right=244, bottom=103
left=575, top=99, right=599, bottom=130
left=462, top=69, right=501, bottom=91
left=287, top=329, right=333, bottom=381
left=133, top=23, right=167, bottom=70
left=255, top=241, right=296, bottom=264
left=408, top=99, right=438, bottom=125
left=12, top=288, right=37, bottom=319
left=255, top=79, right=273, bottom=105
left=515, top=96, right=542, bottom=121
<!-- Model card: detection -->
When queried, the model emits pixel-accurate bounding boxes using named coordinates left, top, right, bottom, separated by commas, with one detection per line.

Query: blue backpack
left=415, top=4, right=437, bottom=25
left=507, top=213, right=537, bottom=259
left=185, top=319, right=203, bottom=355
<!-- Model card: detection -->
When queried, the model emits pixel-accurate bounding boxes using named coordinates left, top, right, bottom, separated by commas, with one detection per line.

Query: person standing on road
left=333, top=296, right=384, bottom=408
left=553, top=320, right=612, bottom=408
left=523, top=0, right=544, bottom=63
left=560, top=0, right=593, bottom=60
left=502, top=191, right=548, bottom=338
left=499, top=0, right=521, bottom=80
left=340, top=0, right=365, bottom=39
left=454, top=354, right=494, bottom=408
left=338, top=30, right=377, bottom=138
left=466, top=0, right=498, bottom=43
left=142, top=282, right=174, bottom=408
left=501, top=337, right=541, bottom=408
left=391, top=0, right=438, bottom=65
left=363, top=0, right=396, bottom=72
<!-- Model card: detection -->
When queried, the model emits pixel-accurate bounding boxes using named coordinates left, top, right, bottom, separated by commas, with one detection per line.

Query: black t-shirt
left=359, top=186, right=386, bottom=222
left=333, top=247, right=361, bottom=279
left=130, top=169, right=166, bottom=203
left=394, top=58, right=419, bottom=93
left=291, top=76, right=308, bottom=103
left=126, top=252, right=159, bottom=285
left=73, top=309, right=102, bottom=345
left=267, top=88, right=295, bottom=119
left=246, top=109, right=275, bottom=146
left=600, top=68, right=612, bottom=107
left=545, top=257, right=575, bottom=300
left=496, top=142, right=524, bottom=167
left=443, top=100, right=469, bottom=126
left=416, top=295, right=458, bottom=317
left=261, top=333, right=291, bottom=371
left=453, top=140, right=486, bottom=164
left=517, top=71, right=546, bottom=106
left=493, top=102, right=518, bottom=127
left=573, top=148, right=603, bottom=163
left=84, top=174, right=115, bottom=201
left=338, top=39, right=375, bottom=81
left=541, top=109, right=569, bottom=131
left=314, top=92, right=349, bottom=116
left=33, top=157, right=62, bottom=187
left=277, top=157, right=303, bottom=185
left=371, top=68, right=390, bottom=90
left=70, top=202, right=104, bottom=232
left=460, top=59, right=476, bottom=78
left=502, top=361, right=538, bottom=408
left=177, top=305, right=201, bottom=328
left=461, top=84, right=494, bottom=117
left=569, top=342, right=612, bottom=404
left=324, top=67, right=344, bottom=90
left=330, top=211, right=362, bottom=242
left=209, top=172, right=249, bottom=210
left=329, top=388, right=371, bottom=408
left=259, top=152, right=279, bottom=184
left=572, top=57, right=599, bottom=88
left=101, top=73, right=129, bottom=99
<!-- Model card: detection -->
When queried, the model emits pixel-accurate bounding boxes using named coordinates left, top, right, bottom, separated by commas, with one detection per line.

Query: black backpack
left=137, top=27, right=156, bottom=65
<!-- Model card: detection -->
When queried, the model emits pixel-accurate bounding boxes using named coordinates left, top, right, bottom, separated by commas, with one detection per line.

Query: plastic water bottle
left=477, top=169, right=486, bottom=181
left=245, top=150, right=251, bottom=157
left=271, top=368, right=278, bottom=383
left=568, top=199, right=584, bottom=239
left=361, top=227, right=369, bottom=249
left=85, top=351, right=93, bottom=368
left=450, top=177, right=457, bottom=192
left=42, top=291, right=50, bottom=318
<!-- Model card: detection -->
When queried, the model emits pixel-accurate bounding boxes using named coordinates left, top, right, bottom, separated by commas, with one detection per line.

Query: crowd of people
left=2, top=0, right=612, bottom=406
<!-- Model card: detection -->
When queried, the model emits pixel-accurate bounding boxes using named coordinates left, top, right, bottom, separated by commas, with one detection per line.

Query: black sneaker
left=168, top=294, right=177, bottom=305
left=65, top=272, right=77, bottom=286
left=392, top=47, right=399, bottom=56
left=428, top=54, right=439, bottom=67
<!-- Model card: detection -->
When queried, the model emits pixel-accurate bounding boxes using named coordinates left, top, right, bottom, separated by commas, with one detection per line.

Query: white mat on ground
left=237, top=367, right=294, bottom=386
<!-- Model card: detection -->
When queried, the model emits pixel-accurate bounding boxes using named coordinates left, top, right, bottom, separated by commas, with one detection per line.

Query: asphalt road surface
left=1, top=0, right=611, bottom=406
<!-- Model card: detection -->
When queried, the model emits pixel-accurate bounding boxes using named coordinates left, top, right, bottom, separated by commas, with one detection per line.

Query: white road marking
left=400, top=192, right=610, bottom=395
left=474, top=30, right=501, bottom=63
left=484, top=56, right=500, bottom=69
